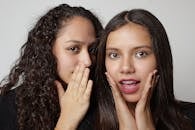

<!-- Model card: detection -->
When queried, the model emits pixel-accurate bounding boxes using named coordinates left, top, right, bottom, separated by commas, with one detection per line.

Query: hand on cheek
left=135, top=69, right=159, bottom=130
left=106, top=70, right=159, bottom=130
left=105, top=72, right=137, bottom=130
left=55, top=64, right=93, bottom=130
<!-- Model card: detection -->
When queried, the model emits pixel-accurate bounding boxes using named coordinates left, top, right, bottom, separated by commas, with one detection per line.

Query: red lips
left=119, top=79, right=140, bottom=94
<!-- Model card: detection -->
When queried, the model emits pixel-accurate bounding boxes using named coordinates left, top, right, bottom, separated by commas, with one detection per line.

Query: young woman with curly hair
left=0, top=4, right=103, bottom=130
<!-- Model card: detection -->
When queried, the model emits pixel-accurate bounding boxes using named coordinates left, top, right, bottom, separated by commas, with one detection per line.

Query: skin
left=53, top=16, right=96, bottom=130
left=53, top=16, right=95, bottom=83
left=105, top=22, right=158, bottom=130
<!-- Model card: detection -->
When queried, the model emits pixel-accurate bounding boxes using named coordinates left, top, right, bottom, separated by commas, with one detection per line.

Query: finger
left=83, top=80, right=93, bottom=101
left=105, top=72, right=127, bottom=109
left=73, top=64, right=85, bottom=88
left=136, top=70, right=157, bottom=130
left=138, top=70, right=157, bottom=109
left=147, top=70, right=158, bottom=101
left=146, top=73, right=159, bottom=106
left=78, top=68, right=90, bottom=95
left=140, top=72, right=153, bottom=107
left=152, top=74, right=160, bottom=89
left=67, top=64, right=80, bottom=91
left=105, top=72, right=121, bottom=99
left=105, top=73, right=137, bottom=129
left=55, top=80, right=65, bottom=101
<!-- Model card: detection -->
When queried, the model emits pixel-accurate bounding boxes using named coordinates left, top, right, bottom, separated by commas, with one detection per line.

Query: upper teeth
left=121, top=80, right=135, bottom=85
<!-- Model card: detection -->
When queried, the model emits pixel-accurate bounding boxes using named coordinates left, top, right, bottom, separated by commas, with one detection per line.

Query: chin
left=122, top=94, right=141, bottom=103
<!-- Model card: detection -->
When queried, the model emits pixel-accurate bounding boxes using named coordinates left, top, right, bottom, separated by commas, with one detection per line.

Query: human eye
left=88, top=40, right=98, bottom=55
left=67, top=46, right=80, bottom=53
left=88, top=46, right=97, bottom=55
left=135, top=50, right=148, bottom=58
left=107, top=51, right=120, bottom=59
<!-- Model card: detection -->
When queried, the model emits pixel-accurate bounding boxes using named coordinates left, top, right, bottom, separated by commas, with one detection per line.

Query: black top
left=0, top=89, right=94, bottom=130
left=0, top=90, right=17, bottom=130
left=1, top=89, right=195, bottom=130
left=180, top=101, right=195, bottom=129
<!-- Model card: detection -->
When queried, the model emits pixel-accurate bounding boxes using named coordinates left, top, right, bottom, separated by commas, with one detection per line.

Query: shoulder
left=179, top=101, right=195, bottom=130
left=0, top=88, right=15, bottom=102
left=0, top=89, right=16, bottom=108
left=0, top=89, right=17, bottom=130
left=180, top=101, right=195, bottom=119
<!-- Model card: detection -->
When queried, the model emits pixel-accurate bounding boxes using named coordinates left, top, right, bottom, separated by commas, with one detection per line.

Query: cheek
left=56, top=54, right=77, bottom=74
left=137, top=63, right=156, bottom=73
left=137, top=55, right=156, bottom=71
left=105, top=60, right=117, bottom=77
left=58, top=56, right=77, bottom=70
left=136, top=59, right=157, bottom=82
left=105, top=58, right=111, bottom=72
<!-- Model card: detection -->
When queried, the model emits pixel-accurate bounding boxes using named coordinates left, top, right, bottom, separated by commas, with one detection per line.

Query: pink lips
left=119, top=79, right=140, bottom=94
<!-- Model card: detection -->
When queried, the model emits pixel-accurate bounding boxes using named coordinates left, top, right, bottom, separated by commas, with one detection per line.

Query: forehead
left=58, top=16, right=95, bottom=35
left=106, top=23, right=151, bottom=48
left=56, top=16, right=96, bottom=45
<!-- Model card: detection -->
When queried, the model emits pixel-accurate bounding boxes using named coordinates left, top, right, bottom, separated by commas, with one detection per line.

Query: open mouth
left=119, top=80, right=140, bottom=94
left=119, top=80, right=139, bottom=85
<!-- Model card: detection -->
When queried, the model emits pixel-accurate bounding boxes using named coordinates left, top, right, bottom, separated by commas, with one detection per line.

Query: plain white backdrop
left=0, top=0, right=195, bottom=102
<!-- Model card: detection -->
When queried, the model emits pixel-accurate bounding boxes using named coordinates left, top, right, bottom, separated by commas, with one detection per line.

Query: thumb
left=55, top=80, right=65, bottom=100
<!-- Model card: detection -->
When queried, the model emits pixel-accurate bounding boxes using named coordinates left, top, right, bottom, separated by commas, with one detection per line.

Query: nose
left=120, top=56, right=135, bottom=74
left=79, top=50, right=92, bottom=67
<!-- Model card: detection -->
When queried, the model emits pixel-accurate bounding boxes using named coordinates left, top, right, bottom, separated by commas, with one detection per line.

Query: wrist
left=55, top=114, right=77, bottom=130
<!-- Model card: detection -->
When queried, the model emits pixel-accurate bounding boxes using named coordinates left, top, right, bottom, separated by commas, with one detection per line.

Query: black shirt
left=0, top=89, right=94, bottom=130
left=1, top=89, right=195, bottom=130
left=0, top=90, right=17, bottom=130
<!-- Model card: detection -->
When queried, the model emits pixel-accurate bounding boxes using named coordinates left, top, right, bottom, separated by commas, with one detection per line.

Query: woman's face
left=53, top=16, right=96, bottom=84
left=105, top=22, right=157, bottom=103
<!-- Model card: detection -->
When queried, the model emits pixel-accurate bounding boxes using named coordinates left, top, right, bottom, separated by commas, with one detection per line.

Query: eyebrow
left=106, top=48, right=118, bottom=51
left=133, top=45, right=152, bottom=50
left=65, top=40, right=84, bottom=44
left=65, top=40, right=96, bottom=45
left=106, top=45, right=152, bottom=51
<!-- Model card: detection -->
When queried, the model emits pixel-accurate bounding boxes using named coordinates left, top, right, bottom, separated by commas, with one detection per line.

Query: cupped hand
left=105, top=70, right=159, bottom=130
left=105, top=72, right=137, bottom=130
left=55, top=64, right=93, bottom=130
left=135, top=70, right=158, bottom=130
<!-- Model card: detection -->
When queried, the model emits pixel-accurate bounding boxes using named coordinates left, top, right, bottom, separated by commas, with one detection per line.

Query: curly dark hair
left=0, top=4, right=102, bottom=130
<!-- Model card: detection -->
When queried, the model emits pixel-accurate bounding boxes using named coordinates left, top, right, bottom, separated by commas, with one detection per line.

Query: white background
left=0, top=0, right=194, bottom=102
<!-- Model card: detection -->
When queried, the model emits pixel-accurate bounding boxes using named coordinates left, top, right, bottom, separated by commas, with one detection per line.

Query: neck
left=127, top=102, right=136, bottom=117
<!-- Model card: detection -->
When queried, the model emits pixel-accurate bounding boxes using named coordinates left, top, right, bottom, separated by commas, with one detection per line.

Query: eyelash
left=88, top=47, right=96, bottom=55
left=67, top=46, right=97, bottom=55
left=67, top=46, right=80, bottom=53
left=108, top=52, right=120, bottom=59
left=107, top=50, right=149, bottom=59
left=135, top=51, right=148, bottom=58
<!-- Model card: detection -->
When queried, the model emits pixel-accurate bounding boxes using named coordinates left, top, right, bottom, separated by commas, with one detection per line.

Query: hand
left=55, top=64, right=93, bottom=130
left=106, top=70, right=159, bottom=130
left=135, top=70, right=158, bottom=130
left=105, top=72, right=137, bottom=130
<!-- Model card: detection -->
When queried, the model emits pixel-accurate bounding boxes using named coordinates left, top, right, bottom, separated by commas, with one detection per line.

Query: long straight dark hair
left=94, top=9, right=192, bottom=130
